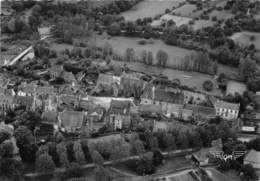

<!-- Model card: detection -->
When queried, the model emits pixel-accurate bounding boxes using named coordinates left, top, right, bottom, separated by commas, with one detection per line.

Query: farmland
left=230, top=31, right=260, bottom=50
left=121, top=0, right=185, bottom=21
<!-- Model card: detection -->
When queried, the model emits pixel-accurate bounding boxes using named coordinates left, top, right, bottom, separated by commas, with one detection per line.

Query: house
left=49, top=65, right=64, bottom=79
left=36, top=86, right=57, bottom=96
left=58, top=94, right=79, bottom=108
left=43, top=95, right=58, bottom=112
left=96, top=73, right=121, bottom=96
left=120, top=72, right=146, bottom=90
left=141, top=85, right=184, bottom=117
left=184, top=104, right=215, bottom=121
left=214, top=101, right=240, bottom=120
left=0, top=95, right=16, bottom=111
left=40, top=111, right=59, bottom=130
left=79, top=99, right=96, bottom=111
left=17, top=82, right=37, bottom=96
left=58, top=111, right=85, bottom=133
left=244, top=149, right=260, bottom=169
left=62, top=71, right=77, bottom=85
left=13, top=96, right=34, bottom=111
left=108, top=100, right=132, bottom=130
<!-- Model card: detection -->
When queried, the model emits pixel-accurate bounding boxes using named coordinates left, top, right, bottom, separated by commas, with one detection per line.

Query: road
left=5, top=35, right=51, bottom=66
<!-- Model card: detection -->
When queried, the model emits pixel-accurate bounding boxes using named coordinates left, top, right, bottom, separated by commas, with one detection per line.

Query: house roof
left=19, top=82, right=37, bottom=94
left=138, top=104, right=162, bottom=114
left=142, top=86, right=184, bottom=104
left=244, top=149, right=260, bottom=164
left=0, top=94, right=14, bottom=104
left=109, top=100, right=132, bottom=115
left=97, top=73, right=120, bottom=85
left=42, top=111, right=58, bottom=125
left=49, top=65, right=63, bottom=73
left=62, top=71, right=76, bottom=82
left=13, top=96, right=33, bottom=107
left=59, top=111, right=85, bottom=129
left=214, top=101, right=240, bottom=110
left=184, top=104, right=215, bottom=116
left=59, top=94, right=79, bottom=105
left=37, top=86, right=57, bottom=95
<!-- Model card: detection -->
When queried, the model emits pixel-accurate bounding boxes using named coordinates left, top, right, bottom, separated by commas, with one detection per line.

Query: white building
left=214, top=101, right=239, bottom=120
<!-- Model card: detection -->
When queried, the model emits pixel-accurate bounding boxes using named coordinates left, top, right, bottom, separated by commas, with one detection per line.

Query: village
left=1, top=0, right=260, bottom=181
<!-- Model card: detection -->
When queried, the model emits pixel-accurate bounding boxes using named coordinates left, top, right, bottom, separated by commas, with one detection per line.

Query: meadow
left=230, top=31, right=260, bottom=50
left=121, top=0, right=185, bottom=21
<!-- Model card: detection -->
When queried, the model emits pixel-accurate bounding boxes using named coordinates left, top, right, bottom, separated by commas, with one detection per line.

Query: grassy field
left=91, top=35, right=193, bottom=67
left=205, top=168, right=242, bottom=181
left=121, top=0, right=185, bottom=21
left=230, top=31, right=260, bottom=50
left=226, top=80, right=247, bottom=95
left=172, top=4, right=200, bottom=18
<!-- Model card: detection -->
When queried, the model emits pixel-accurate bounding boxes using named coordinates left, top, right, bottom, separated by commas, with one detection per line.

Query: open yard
left=230, top=31, right=260, bottom=50
left=121, top=0, right=185, bottom=21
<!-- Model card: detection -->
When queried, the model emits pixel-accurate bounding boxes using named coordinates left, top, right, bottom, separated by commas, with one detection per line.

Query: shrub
left=203, top=80, right=213, bottom=91
left=138, top=39, right=147, bottom=45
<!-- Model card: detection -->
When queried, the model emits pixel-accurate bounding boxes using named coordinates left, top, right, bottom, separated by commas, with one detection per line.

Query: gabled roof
left=42, top=111, right=58, bottom=125
left=244, top=149, right=260, bottom=164
left=97, top=73, right=121, bottom=85
left=185, top=104, right=215, bottom=116
left=138, top=104, right=162, bottom=114
left=13, top=96, right=33, bottom=107
left=109, top=100, right=132, bottom=115
left=37, top=86, right=57, bottom=95
left=214, top=101, right=240, bottom=110
left=62, top=71, right=76, bottom=82
left=49, top=65, right=63, bottom=73
left=142, top=85, right=184, bottom=104
left=59, top=111, right=85, bottom=129
left=0, top=94, right=14, bottom=104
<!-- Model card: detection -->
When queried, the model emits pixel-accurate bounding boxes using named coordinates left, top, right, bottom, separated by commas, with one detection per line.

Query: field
left=226, top=80, right=247, bottom=95
left=230, top=31, right=260, bottom=50
left=91, top=35, right=193, bottom=67
left=151, top=14, right=192, bottom=27
left=121, top=0, right=185, bottom=21
left=205, top=168, right=241, bottom=181
left=172, top=4, right=200, bottom=18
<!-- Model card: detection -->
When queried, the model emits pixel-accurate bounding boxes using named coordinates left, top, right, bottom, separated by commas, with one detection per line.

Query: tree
left=0, top=141, right=14, bottom=158
left=73, top=141, right=85, bottom=165
left=136, top=152, right=155, bottom=175
left=242, top=164, right=257, bottom=181
left=107, top=22, right=121, bottom=36
left=156, top=50, right=168, bottom=67
left=147, top=51, right=153, bottom=65
left=103, top=42, right=113, bottom=57
left=0, top=131, right=11, bottom=144
left=14, top=126, right=37, bottom=163
left=36, top=152, right=55, bottom=172
left=203, top=80, right=213, bottom=91
left=247, top=137, right=260, bottom=151
left=0, top=158, right=22, bottom=178
left=94, top=166, right=111, bottom=181
left=91, top=150, right=104, bottom=166
left=239, top=57, right=258, bottom=80
left=153, top=149, right=163, bottom=166
left=141, top=50, right=147, bottom=64
left=125, top=48, right=135, bottom=62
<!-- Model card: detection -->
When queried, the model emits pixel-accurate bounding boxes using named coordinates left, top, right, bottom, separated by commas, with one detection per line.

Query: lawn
left=121, top=0, right=185, bottom=21
left=151, top=14, right=192, bottom=27
left=230, top=31, right=260, bottom=50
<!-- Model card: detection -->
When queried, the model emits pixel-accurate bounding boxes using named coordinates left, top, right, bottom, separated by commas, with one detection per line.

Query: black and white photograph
left=0, top=0, right=260, bottom=180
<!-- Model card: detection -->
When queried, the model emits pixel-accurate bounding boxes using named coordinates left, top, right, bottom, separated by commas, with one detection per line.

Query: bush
left=203, top=80, right=213, bottom=91
left=138, top=39, right=147, bottom=45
